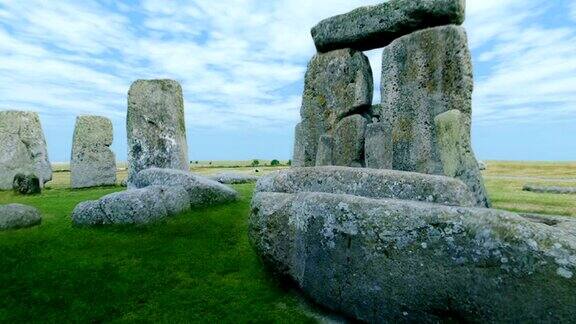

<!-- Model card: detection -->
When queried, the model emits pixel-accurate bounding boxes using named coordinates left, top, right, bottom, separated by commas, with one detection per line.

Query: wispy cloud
left=0, top=0, right=574, bottom=160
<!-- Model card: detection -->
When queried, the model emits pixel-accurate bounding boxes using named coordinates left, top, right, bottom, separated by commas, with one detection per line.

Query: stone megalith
left=0, top=111, right=52, bottom=190
left=379, top=25, right=490, bottom=207
left=70, top=116, right=116, bottom=189
left=293, top=49, right=373, bottom=167
left=315, top=135, right=334, bottom=166
left=364, top=122, right=393, bottom=169
left=0, top=203, right=42, bottom=230
left=127, top=80, right=189, bottom=183
left=312, top=0, right=466, bottom=52
left=333, top=114, right=367, bottom=167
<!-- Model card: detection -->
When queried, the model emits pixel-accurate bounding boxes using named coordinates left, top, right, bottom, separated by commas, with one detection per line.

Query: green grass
left=0, top=184, right=315, bottom=323
left=0, top=161, right=574, bottom=322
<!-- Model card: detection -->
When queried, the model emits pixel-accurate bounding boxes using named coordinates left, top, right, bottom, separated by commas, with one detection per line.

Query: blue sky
left=0, top=0, right=575, bottom=162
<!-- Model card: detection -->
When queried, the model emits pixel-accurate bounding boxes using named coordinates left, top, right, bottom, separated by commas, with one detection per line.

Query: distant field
left=483, top=161, right=576, bottom=216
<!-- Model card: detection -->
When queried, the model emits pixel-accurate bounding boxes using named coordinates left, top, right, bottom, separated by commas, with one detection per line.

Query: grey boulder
left=12, top=173, right=41, bottom=195
left=0, top=111, right=52, bottom=190
left=0, top=203, right=42, bottom=230
left=71, top=115, right=116, bottom=189
left=250, top=191, right=576, bottom=322
left=131, top=168, right=238, bottom=207
left=127, top=80, right=189, bottom=183
left=256, top=167, right=476, bottom=207
left=311, top=0, right=466, bottom=52
left=72, top=185, right=190, bottom=226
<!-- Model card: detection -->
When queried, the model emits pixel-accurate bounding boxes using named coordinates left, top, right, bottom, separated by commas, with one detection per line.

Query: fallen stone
left=523, top=184, right=576, bottom=195
left=478, top=161, right=487, bottom=170
left=435, top=110, right=490, bottom=207
left=333, top=115, right=367, bottom=167
left=250, top=191, right=576, bottom=322
left=256, top=166, right=476, bottom=207
left=294, top=49, right=372, bottom=167
left=379, top=25, right=490, bottom=207
left=71, top=185, right=190, bottom=226
left=0, top=111, right=52, bottom=190
left=71, top=116, right=116, bottom=189
left=315, top=135, right=334, bottom=166
left=12, top=173, right=41, bottom=195
left=127, top=80, right=189, bottom=183
left=311, top=0, right=466, bottom=52
left=0, top=203, right=42, bottom=230
left=131, top=168, right=238, bottom=207
left=364, top=122, right=392, bottom=169
left=210, top=172, right=258, bottom=184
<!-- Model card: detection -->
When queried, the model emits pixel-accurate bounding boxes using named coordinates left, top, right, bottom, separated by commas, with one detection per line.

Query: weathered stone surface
left=250, top=191, right=576, bottom=322
left=294, top=49, right=372, bottom=167
left=311, top=0, right=466, bottom=52
left=12, top=173, right=41, bottom=195
left=0, top=111, right=52, bottom=190
left=435, top=110, right=490, bottom=207
left=333, top=115, right=367, bottom=167
left=0, top=203, right=42, bottom=230
left=256, top=167, right=476, bottom=207
left=523, top=184, right=576, bottom=195
left=478, top=161, right=487, bottom=170
left=127, top=80, right=189, bottom=183
left=210, top=172, right=258, bottom=184
left=364, top=122, right=392, bottom=169
left=71, top=185, right=190, bottom=226
left=379, top=25, right=489, bottom=207
left=131, top=168, right=238, bottom=207
left=71, top=116, right=116, bottom=189
left=315, top=135, right=334, bottom=166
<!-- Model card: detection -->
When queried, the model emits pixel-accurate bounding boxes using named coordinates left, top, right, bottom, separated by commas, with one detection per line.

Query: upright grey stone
left=0, top=111, right=52, bottom=190
left=315, top=135, right=334, bottom=166
left=364, top=122, right=392, bottom=169
left=379, top=25, right=489, bottom=207
left=435, top=110, right=489, bottom=207
left=71, top=116, right=116, bottom=189
left=127, top=80, right=189, bottom=183
left=293, top=49, right=372, bottom=167
left=312, top=0, right=466, bottom=52
left=333, top=114, right=367, bottom=167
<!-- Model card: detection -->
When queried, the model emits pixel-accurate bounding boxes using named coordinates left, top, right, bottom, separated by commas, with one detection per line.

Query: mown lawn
left=0, top=161, right=574, bottom=322
left=0, top=184, right=316, bottom=323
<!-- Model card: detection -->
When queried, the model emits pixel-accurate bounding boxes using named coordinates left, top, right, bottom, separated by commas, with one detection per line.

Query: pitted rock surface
left=256, top=167, right=476, bottom=207
left=72, top=185, right=190, bottom=226
left=249, top=191, right=576, bottom=322
left=71, top=116, right=116, bottom=188
left=127, top=79, right=189, bottom=183
left=131, top=168, right=238, bottom=207
left=0, top=111, right=52, bottom=190
left=312, top=0, right=466, bottom=52
left=294, top=49, right=372, bottom=167
left=379, top=25, right=489, bottom=207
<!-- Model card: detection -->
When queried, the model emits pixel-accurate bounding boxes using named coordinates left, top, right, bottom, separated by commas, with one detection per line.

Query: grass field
left=0, top=161, right=574, bottom=322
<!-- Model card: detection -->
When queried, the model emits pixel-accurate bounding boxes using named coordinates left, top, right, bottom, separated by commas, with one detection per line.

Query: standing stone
left=364, top=122, right=393, bottom=169
left=435, top=110, right=490, bottom=207
left=71, top=116, right=116, bottom=189
left=0, top=111, right=52, bottom=190
left=311, top=0, right=466, bottom=52
left=315, top=135, right=334, bottom=166
left=127, top=80, right=189, bottom=183
left=293, top=49, right=373, bottom=167
left=333, top=115, right=367, bottom=167
left=379, top=25, right=489, bottom=207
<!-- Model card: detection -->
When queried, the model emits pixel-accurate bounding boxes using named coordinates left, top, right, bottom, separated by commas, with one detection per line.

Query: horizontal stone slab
left=311, top=0, right=466, bottom=52
left=249, top=191, right=576, bottom=322
left=255, top=166, right=475, bottom=207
